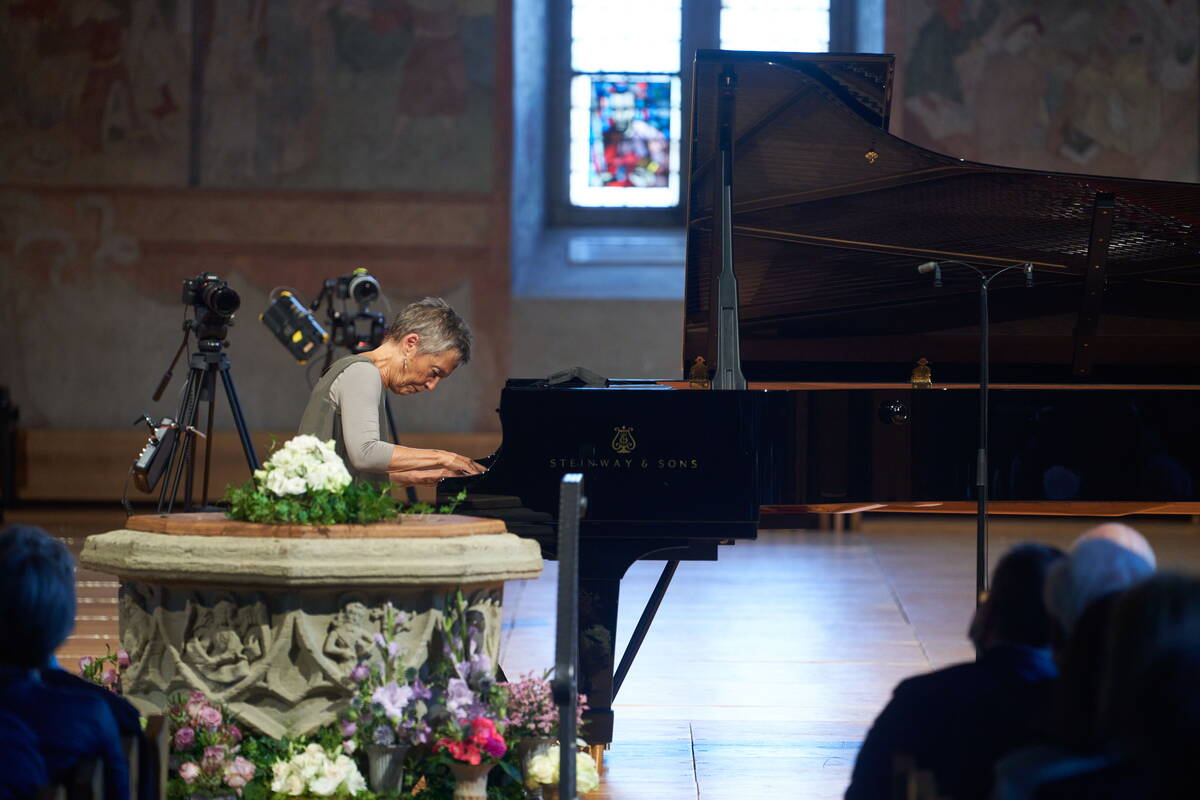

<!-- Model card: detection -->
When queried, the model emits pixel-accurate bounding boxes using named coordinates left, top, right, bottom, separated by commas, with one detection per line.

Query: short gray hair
left=386, top=297, right=472, bottom=363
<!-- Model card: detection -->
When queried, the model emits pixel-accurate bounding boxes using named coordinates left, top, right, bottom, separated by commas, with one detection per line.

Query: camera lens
left=203, top=282, right=241, bottom=316
left=346, top=273, right=380, bottom=306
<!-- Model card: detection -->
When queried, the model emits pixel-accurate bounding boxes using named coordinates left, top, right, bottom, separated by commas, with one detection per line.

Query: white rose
left=576, top=750, right=601, bottom=794
left=282, top=476, right=307, bottom=495
left=340, top=757, right=367, bottom=795
left=270, top=761, right=292, bottom=792
left=526, top=751, right=558, bottom=787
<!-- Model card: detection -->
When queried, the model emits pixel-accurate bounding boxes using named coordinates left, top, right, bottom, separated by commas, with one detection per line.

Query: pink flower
left=77, top=656, right=95, bottom=671
left=179, top=762, right=201, bottom=784
left=197, top=706, right=223, bottom=730
left=202, top=745, right=227, bottom=770
left=227, top=724, right=242, bottom=742
left=185, top=696, right=208, bottom=720
left=117, top=650, right=131, bottom=668
left=100, top=668, right=119, bottom=686
left=343, top=739, right=357, bottom=755
left=349, top=663, right=369, bottom=682
left=173, top=726, right=196, bottom=751
left=223, top=756, right=256, bottom=790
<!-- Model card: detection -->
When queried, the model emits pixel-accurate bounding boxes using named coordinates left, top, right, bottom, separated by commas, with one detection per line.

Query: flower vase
left=364, top=743, right=411, bottom=793
left=449, top=761, right=494, bottom=800
left=516, top=737, right=558, bottom=799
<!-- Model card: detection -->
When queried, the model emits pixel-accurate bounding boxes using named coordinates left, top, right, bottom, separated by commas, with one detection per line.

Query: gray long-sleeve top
left=298, top=356, right=392, bottom=481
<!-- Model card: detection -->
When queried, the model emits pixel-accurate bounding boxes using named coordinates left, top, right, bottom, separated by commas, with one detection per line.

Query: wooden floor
left=9, top=506, right=1200, bottom=799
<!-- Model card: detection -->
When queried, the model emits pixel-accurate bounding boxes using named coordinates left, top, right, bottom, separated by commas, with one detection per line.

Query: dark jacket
left=845, top=644, right=1058, bottom=800
left=0, top=668, right=129, bottom=800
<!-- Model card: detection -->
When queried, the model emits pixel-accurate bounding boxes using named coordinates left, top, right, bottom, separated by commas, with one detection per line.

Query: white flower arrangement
left=253, top=435, right=352, bottom=497
left=269, top=743, right=367, bottom=797
left=525, top=744, right=601, bottom=794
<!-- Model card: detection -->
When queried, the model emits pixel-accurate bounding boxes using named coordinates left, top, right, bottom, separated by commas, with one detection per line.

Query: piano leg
left=578, top=575, right=619, bottom=745
left=575, top=539, right=718, bottom=746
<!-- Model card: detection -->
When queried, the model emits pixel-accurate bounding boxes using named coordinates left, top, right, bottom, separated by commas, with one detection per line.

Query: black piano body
left=441, top=50, right=1200, bottom=744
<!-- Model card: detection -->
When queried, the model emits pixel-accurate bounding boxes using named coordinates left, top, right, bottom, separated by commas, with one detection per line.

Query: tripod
left=154, top=334, right=260, bottom=513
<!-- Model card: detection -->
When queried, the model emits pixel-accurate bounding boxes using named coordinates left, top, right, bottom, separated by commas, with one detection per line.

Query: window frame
left=546, top=0, right=854, bottom=228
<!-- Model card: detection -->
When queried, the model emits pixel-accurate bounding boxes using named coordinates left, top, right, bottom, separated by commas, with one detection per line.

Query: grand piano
left=441, top=50, right=1200, bottom=745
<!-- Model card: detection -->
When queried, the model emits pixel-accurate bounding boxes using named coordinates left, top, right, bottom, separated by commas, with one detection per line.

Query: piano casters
left=554, top=473, right=586, bottom=785
left=688, top=356, right=711, bottom=389
left=918, top=260, right=1035, bottom=608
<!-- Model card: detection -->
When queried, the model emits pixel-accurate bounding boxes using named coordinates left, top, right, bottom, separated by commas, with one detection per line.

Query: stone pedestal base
left=80, top=516, right=542, bottom=738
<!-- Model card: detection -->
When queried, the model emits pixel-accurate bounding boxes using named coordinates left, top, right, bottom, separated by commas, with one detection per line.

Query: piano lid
left=683, top=50, right=1200, bottom=384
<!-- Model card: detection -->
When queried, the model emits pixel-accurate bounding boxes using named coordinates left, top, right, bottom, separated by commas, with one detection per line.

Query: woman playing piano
left=298, top=297, right=486, bottom=487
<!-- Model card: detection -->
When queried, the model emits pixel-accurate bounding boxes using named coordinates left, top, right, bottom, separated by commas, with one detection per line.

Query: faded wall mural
left=0, top=0, right=191, bottom=184
left=894, top=0, right=1199, bottom=181
left=1, top=0, right=497, bottom=191
left=200, top=0, right=496, bottom=191
left=0, top=0, right=509, bottom=443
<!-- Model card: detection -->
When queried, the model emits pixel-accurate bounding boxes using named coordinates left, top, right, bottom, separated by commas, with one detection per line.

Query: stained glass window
left=565, top=0, right=830, bottom=210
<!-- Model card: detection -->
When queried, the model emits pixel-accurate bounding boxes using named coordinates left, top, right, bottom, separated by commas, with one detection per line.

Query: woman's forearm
left=387, top=445, right=452, bottom=472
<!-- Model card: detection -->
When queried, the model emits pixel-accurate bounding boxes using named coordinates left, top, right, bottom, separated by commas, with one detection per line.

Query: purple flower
left=228, top=724, right=242, bottom=742
left=117, top=650, right=131, bottom=668
left=77, top=656, right=94, bottom=671
left=411, top=679, right=432, bottom=701
left=445, top=678, right=478, bottom=720
left=372, top=682, right=414, bottom=720
left=373, top=633, right=387, bottom=647
left=349, top=663, right=369, bottom=682
left=372, top=724, right=396, bottom=745
left=173, top=726, right=196, bottom=751
left=387, top=641, right=399, bottom=660
left=341, top=720, right=357, bottom=738
left=100, top=668, right=119, bottom=686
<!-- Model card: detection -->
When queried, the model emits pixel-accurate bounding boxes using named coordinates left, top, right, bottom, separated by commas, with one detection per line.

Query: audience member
left=0, top=524, right=129, bottom=800
left=993, top=527, right=1157, bottom=798
left=845, top=543, right=1065, bottom=800
left=1031, top=574, right=1200, bottom=799
left=0, top=710, right=49, bottom=799
left=1070, top=522, right=1156, bottom=568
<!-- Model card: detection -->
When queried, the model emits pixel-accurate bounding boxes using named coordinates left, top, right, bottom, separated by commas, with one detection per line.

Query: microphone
left=1024, top=262, right=1034, bottom=288
left=918, top=261, right=942, bottom=287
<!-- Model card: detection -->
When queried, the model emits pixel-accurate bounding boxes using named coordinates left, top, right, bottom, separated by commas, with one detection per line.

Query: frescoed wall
left=1, top=0, right=510, bottom=442
left=888, top=0, right=1199, bottom=181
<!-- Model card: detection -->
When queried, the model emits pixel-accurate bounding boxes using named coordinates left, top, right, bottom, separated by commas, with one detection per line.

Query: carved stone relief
left=119, top=581, right=504, bottom=739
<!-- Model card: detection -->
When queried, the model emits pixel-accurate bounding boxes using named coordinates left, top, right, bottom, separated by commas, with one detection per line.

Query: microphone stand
left=919, top=260, right=1033, bottom=607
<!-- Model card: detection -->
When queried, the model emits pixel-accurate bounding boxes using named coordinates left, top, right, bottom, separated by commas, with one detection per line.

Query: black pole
left=977, top=281, right=989, bottom=606
left=553, top=474, right=584, bottom=800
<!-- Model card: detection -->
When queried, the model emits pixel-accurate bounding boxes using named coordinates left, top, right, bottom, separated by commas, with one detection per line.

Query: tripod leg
left=201, top=367, right=218, bottom=507
left=383, top=399, right=417, bottom=504
left=159, top=364, right=205, bottom=514
left=219, top=363, right=260, bottom=472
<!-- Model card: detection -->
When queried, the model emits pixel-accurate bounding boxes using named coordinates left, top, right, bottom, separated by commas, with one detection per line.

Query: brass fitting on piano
left=911, top=358, right=933, bottom=388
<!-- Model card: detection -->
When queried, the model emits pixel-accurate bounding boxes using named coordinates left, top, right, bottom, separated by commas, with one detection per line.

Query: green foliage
left=403, top=488, right=468, bottom=516
left=224, top=479, right=403, bottom=525
left=223, top=484, right=467, bottom=526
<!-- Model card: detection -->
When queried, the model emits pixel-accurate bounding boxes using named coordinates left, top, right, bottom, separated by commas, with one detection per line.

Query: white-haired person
left=299, top=297, right=486, bottom=487
left=0, top=524, right=129, bottom=799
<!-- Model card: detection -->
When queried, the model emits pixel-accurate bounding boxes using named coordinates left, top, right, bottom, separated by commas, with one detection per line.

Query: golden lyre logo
left=611, top=426, right=637, bottom=454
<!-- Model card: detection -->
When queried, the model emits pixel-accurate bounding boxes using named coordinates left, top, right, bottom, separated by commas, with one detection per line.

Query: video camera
left=261, top=268, right=386, bottom=363
left=182, top=272, right=240, bottom=340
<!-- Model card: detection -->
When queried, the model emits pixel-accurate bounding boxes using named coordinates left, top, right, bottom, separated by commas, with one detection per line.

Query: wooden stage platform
left=10, top=506, right=1200, bottom=799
